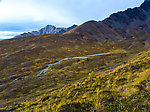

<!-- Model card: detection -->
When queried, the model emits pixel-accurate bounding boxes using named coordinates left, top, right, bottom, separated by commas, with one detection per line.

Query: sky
left=0, top=0, right=144, bottom=39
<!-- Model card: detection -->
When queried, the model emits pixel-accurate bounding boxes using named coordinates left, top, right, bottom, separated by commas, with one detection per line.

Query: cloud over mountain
left=0, top=0, right=143, bottom=39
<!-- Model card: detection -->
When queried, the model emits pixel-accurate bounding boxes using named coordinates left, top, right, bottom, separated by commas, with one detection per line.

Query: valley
left=0, top=32, right=149, bottom=111
left=0, top=0, right=150, bottom=112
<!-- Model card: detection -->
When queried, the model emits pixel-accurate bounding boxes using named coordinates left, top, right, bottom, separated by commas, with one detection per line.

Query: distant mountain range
left=15, top=24, right=77, bottom=38
left=65, top=0, right=150, bottom=40
left=15, top=1, right=150, bottom=41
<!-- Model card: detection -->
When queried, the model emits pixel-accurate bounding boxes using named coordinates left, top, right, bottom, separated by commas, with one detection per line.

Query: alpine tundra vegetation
left=0, top=0, right=150, bottom=112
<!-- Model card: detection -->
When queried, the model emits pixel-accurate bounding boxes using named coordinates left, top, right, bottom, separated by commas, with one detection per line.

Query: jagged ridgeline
left=0, top=1, right=150, bottom=112
left=14, top=24, right=77, bottom=38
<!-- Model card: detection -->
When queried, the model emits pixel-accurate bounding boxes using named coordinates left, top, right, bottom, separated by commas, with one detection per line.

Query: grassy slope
left=1, top=45, right=150, bottom=112
left=0, top=33, right=149, bottom=111
left=0, top=42, right=149, bottom=111
left=0, top=34, right=126, bottom=104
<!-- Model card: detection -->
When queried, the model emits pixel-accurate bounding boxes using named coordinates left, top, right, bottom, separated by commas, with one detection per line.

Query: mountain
left=14, top=1, right=150, bottom=40
left=103, top=0, right=150, bottom=34
left=64, top=20, right=124, bottom=40
left=14, top=24, right=77, bottom=38
left=65, top=1, right=150, bottom=40
left=0, top=1, right=150, bottom=111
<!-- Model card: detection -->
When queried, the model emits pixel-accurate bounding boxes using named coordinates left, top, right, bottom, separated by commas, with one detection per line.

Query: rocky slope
left=15, top=24, right=77, bottom=38
left=65, top=1, right=150, bottom=40
left=103, top=0, right=150, bottom=35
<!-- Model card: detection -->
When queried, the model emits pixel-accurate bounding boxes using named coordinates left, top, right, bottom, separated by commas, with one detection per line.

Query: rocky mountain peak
left=15, top=24, right=77, bottom=38
left=45, top=25, right=55, bottom=29
left=67, top=24, right=78, bottom=30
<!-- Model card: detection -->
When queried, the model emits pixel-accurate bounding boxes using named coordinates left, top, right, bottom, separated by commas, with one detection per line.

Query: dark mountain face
left=14, top=24, right=77, bottom=38
left=65, top=1, right=150, bottom=40
left=103, top=1, right=150, bottom=31
left=65, top=20, right=124, bottom=40
left=140, top=0, right=150, bottom=11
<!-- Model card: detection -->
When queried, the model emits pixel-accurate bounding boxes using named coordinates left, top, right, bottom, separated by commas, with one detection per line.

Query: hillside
left=0, top=29, right=150, bottom=111
left=0, top=43, right=150, bottom=111
left=0, top=1, right=150, bottom=112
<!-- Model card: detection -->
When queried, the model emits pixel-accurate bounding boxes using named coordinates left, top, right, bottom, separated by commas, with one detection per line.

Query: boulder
left=130, top=66, right=135, bottom=70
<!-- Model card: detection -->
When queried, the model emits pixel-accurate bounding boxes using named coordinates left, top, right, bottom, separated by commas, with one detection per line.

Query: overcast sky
left=0, top=0, right=144, bottom=39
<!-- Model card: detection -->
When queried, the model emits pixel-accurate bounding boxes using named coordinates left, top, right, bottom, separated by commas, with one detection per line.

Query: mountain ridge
left=0, top=1, right=150, bottom=111
left=64, top=1, right=150, bottom=40
left=14, top=24, right=77, bottom=38
left=14, top=1, right=150, bottom=41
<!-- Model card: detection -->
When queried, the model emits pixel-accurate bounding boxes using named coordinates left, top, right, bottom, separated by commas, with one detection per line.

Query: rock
left=18, top=77, right=22, bottom=80
left=68, top=84, right=71, bottom=86
left=118, top=69, right=121, bottom=72
left=123, top=62, right=127, bottom=64
left=86, top=58, right=89, bottom=61
left=96, top=85, right=101, bottom=88
left=118, top=78, right=127, bottom=82
left=130, top=66, right=135, bottom=70
left=41, top=96, right=50, bottom=102
left=7, top=107, right=16, bottom=111
left=122, top=67, right=127, bottom=70
left=76, top=60, right=80, bottom=62
left=48, top=88, right=58, bottom=93
left=28, top=103, right=38, bottom=108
